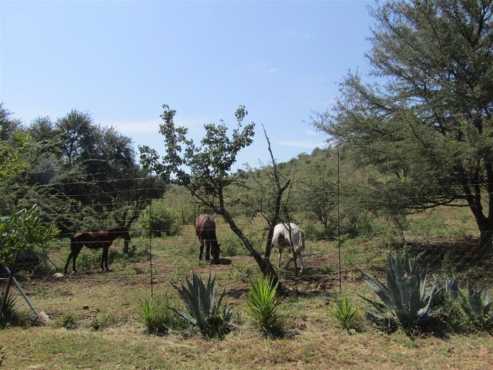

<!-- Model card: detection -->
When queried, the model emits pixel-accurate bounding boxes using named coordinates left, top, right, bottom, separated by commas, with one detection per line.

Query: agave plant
left=0, top=292, right=17, bottom=328
left=458, top=286, right=493, bottom=332
left=361, top=252, right=438, bottom=332
left=247, top=277, right=283, bottom=337
left=173, top=273, right=233, bottom=339
left=333, top=296, right=358, bottom=331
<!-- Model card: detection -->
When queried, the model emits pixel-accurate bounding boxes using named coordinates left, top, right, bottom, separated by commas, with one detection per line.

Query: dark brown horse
left=64, top=227, right=130, bottom=273
left=195, top=214, right=220, bottom=263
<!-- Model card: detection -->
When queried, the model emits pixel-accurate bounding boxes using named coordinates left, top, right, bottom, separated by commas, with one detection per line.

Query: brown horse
left=64, top=227, right=130, bottom=273
left=195, top=214, right=220, bottom=263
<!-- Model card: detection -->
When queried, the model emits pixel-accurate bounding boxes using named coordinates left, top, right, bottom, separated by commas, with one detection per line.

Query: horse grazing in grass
left=64, top=227, right=130, bottom=273
left=272, top=222, right=305, bottom=273
left=195, top=214, right=220, bottom=263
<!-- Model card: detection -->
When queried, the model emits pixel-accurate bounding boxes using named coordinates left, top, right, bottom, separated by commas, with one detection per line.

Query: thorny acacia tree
left=140, top=105, right=287, bottom=280
left=321, top=0, right=493, bottom=250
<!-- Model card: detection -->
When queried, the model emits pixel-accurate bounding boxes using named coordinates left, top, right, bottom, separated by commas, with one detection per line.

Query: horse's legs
left=72, top=246, right=82, bottom=273
left=205, top=240, right=211, bottom=261
left=298, top=252, right=304, bottom=273
left=104, top=247, right=111, bottom=271
left=199, top=239, right=204, bottom=261
left=64, top=252, right=73, bottom=274
left=291, top=247, right=299, bottom=273
left=278, top=248, right=283, bottom=269
left=101, top=247, right=110, bottom=272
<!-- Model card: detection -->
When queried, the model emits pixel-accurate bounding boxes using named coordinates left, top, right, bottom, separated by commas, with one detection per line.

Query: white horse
left=271, top=222, right=305, bottom=273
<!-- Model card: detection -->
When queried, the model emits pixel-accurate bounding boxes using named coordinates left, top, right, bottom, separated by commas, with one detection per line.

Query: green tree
left=140, top=105, right=282, bottom=281
left=320, top=0, right=493, bottom=251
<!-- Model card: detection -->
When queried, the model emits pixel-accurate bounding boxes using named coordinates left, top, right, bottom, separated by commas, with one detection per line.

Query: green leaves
left=361, top=252, right=438, bottom=333
left=321, top=0, right=493, bottom=243
left=140, top=105, right=255, bottom=205
left=333, top=296, right=359, bottom=332
left=0, top=292, right=17, bottom=328
left=173, top=273, right=233, bottom=339
left=0, top=205, right=58, bottom=267
left=247, top=277, right=283, bottom=337
left=458, top=286, right=493, bottom=333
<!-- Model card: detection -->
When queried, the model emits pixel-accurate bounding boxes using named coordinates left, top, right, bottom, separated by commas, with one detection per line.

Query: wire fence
left=2, top=160, right=487, bottom=307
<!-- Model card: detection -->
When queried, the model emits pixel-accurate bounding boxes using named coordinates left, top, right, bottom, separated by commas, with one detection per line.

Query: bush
left=137, top=200, right=181, bottom=237
left=247, top=277, right=283, bottom=337
left=333, top=296, right=359, bottom=332
left=140, top=295, right=185, bottom=335
left=174, top=273, right=233, bottom=339
left=361, top=252, right=439, bottom=334
left=222, top=233, right=246, bottom=257
left=61, top=313, right=78, bottom=330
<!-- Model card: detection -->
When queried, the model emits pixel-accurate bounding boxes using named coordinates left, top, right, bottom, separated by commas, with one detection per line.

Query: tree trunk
left=219, top=209, right=279, bottom=283
left=479, top=223, right=493, bottom=254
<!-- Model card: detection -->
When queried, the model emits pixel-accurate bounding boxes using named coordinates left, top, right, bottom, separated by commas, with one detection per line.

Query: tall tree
left=140, top=105, right=286, bottom=281
left=320, top=0, right=493, bottom=251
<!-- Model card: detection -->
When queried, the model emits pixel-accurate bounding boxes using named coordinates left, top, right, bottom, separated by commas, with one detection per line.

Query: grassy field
left=1, top=209, right=493, bottom=369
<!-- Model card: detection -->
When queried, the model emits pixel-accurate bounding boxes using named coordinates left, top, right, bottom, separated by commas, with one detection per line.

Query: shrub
left=61, top=313, right=78, bottom=330
left=140, top=295, right=184, bottom=335
left=91, top=312, right=121, bottom=331
left=333, top=296, right=359, bottom=332
left=137, top=200, right=181, bottom=237
left=222, top=233, right=246, bottom=257
left=174, top=273, right=233, bottom=339
left=361, top=252, right=439, bottom=333
left=247, top=277, right=283, bottom=337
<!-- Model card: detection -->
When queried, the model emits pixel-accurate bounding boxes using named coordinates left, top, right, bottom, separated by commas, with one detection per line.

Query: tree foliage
left=140, top=105, right=281, bottom=279
left=320, top=0, right=493, bottom=249
left=0, top=206, right=58, bottom=268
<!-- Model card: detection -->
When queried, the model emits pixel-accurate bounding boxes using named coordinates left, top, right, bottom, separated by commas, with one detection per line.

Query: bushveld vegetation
left=2, top=0, right=493, bottom=368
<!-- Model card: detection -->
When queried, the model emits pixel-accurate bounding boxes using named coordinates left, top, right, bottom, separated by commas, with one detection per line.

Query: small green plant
left=61, top=313, right=78, bottom=330
left=458, top=286, right=493, bottom=333
left=361, top=252, right=439, bottom=333
left=333, top=296, right=358, bottom=332
left=0, top=291, right=17, bottom=328
left=140, top=295, right=185, bottom=335
left=174, top=273, right=233, bottom=339
left=247, top=277, right=283, bottom=337
left=77, top=253, right=99, bottom=271
left=90, top=312, right=119, bottom=331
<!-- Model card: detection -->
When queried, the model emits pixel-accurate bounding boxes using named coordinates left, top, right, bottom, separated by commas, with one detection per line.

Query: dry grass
left=1, top=211, right=493, bottom=369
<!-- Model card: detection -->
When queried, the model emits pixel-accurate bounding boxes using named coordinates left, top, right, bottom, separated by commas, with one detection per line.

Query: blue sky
left=1, top=0, right=373, bottom=166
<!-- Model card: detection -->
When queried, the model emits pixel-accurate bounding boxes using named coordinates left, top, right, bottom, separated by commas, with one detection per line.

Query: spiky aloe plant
left=247, top=277, right=283, bottom=337
left=458, top=286, right=493, bottom=332
left=173, top=273, right=233, bottom=339
left=0, top=292, right=17, bottom=328
left=333, top=296, right=358, bottom=331
left=361, top=252, right=438, bottom=332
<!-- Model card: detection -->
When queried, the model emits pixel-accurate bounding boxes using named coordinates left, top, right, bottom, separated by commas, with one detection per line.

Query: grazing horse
left=195, top=214, right=220, bottom=263
left=64, top=227, right=130, bottom=273
left=271, top=222, right=305, bottom=273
